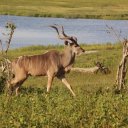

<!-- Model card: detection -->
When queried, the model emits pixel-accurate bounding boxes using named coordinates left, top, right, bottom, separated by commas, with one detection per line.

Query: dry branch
left=71, top=62, right=110, bottom=74
left=84, top=50, right=98, bottom=55
left=5, top=22, right=16, bottom=54
left=116, top=39, right=128, bottom=90
left=106, top=24, right=128, bottom=91
left=0, top=22, right=16, bottom=87
left=71, top=67, right=99, bottom=73
left=0, top=40, right=3, bottom=55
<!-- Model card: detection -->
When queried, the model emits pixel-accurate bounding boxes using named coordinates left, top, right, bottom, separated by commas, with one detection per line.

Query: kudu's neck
left=61, top=46, right=75, bottom=68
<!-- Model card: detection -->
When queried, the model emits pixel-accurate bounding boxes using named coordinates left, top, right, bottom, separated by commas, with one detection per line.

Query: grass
left=1, top=43, right=128, bottom=127
left=1, top=0, right=128, bottom=19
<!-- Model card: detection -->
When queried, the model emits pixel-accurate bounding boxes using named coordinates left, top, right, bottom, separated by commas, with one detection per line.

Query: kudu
left=9, top=25, right=85, bottom=96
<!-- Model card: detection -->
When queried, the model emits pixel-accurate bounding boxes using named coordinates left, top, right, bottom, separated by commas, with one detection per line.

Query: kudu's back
left=11, top=50, right=62, bottom=77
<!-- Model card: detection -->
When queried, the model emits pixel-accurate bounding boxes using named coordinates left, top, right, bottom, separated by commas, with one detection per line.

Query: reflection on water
left=0, top=15, right=128, bottom=48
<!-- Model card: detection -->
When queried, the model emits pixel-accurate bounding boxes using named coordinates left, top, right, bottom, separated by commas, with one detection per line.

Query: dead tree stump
left=116, top=39, right=128, bottom=90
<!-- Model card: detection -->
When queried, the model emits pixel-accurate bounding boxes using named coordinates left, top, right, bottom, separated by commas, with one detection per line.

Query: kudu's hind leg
left=58, top=76, right=76, bottom=97
left=9, top=75, right=27, bottom=95
left=15, top=79, right=27, bottom=96
left=8, top=78, right=18, bottom=95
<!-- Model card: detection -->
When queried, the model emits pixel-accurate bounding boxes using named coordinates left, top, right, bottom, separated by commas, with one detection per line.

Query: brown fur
left=9, top=27, right=85, bottom=96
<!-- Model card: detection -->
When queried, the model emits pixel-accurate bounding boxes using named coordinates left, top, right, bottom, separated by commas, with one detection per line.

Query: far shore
left=1, top=0, right=128, bottom=20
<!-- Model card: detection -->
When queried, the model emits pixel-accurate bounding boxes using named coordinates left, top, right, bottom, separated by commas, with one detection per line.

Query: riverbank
left=1, top=0, right=128, bottom=20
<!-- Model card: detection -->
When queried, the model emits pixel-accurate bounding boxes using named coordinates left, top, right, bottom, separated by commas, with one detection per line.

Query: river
left=0, top=15, right=128, bottom=48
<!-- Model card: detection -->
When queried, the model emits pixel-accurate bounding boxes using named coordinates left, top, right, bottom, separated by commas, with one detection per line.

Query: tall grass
left=0, top=0, right=128, bottom=19
left=0, top=44, right=128, bottom=127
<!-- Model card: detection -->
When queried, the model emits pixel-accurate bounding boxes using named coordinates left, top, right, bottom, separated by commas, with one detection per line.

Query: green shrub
left=0, top=72, right=7, bottom=93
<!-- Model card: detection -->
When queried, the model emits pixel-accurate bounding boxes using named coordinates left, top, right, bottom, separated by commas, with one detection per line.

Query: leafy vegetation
left=0, top=44, right=128, bottom=127
left=0, top=0, right=128, bottom=19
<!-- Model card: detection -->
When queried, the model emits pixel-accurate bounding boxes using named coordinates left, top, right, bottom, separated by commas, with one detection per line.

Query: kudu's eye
left=70, top=43, right=74, bottom=46
left=64, top=41, right=68, bottom=45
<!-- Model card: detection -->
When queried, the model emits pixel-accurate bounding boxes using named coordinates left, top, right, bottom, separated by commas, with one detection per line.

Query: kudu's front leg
left=58, top=76, right=76, bottom=97
left=47, top=75, right=54, bottom=93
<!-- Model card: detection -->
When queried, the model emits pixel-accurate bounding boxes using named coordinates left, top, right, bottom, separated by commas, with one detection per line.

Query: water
left=0, top=15, right=128, bottom=48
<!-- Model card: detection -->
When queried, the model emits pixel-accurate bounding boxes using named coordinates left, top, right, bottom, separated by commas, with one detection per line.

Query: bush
left=0, top=72, right=7, bottom=93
